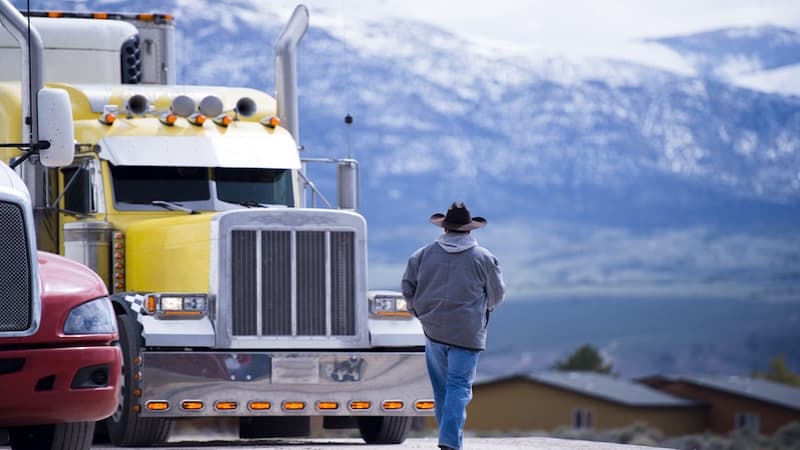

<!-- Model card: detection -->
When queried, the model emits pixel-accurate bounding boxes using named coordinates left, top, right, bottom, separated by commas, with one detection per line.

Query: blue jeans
left=425, top=337, right=480, bottom=450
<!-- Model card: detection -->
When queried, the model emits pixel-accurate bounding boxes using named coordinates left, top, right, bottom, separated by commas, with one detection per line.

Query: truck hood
left=125, top=213, right=214, bottom=293
left=38, top=251, right=108, bottom=301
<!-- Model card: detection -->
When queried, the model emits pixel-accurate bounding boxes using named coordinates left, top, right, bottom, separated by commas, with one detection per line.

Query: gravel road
left=80, top=436, right=674, bottom=449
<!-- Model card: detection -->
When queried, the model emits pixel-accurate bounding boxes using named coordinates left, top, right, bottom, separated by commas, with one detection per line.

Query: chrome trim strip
left=290, top=229, right=297, bottom=336
left=256, top=231, right=263, bottom=337
left=325, top=231, right=332, bottom=337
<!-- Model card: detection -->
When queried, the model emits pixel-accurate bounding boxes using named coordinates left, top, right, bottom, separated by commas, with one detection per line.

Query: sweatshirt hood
left=435, top=233, right=478, bottom=253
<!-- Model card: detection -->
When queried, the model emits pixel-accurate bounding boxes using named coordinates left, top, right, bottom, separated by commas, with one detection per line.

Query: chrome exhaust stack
left=275, top=5, right=309, bottom=147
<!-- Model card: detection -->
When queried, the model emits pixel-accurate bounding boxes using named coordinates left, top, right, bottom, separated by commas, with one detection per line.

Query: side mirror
left=37, top=88, right=75, bottom=167
left=337, top=159, right=358, bottom=210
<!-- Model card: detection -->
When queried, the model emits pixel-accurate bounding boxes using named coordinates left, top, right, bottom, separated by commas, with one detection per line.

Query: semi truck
left=0, top=5, right=121, bottom=448
left=0, top=2, right=432, bottom=446
left=0, top=160, right=121, bottom=450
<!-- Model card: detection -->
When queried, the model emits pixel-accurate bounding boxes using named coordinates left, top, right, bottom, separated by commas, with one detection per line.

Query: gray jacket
left=401, top=232, right=505, bottom=350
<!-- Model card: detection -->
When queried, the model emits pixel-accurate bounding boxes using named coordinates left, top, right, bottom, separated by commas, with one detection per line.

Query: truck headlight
left=146, top=293, right=207, bottom=319
left=369, top=292, right=412, bottom=319
left=64, top=297, right=117, bottom=334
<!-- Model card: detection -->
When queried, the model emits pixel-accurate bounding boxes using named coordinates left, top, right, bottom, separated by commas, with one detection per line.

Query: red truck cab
left=0, top=163, right=121, bottom=450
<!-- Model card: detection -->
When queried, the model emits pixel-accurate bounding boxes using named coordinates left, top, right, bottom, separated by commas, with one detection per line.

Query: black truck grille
left=0, top=201, right=32, bottom=332
left=230, top=229, right=355, bottom=337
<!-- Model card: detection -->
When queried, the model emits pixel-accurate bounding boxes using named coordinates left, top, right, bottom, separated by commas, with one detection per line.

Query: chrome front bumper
left=140, top=351, right=432, bottom=417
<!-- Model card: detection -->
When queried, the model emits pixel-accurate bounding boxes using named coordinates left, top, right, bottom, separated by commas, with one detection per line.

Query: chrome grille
left=231, top=229, right=356, bottom=337
left=0, top=201, right=32, bottom=332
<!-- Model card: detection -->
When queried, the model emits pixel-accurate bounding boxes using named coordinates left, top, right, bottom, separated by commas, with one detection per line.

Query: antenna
left=338, top=0, right=354, bottom=159
left=344, top=113, right=353, bottom=159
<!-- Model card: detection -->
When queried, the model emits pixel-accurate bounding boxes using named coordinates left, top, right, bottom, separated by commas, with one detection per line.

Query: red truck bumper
left=0, top=345, right=121, bottom=426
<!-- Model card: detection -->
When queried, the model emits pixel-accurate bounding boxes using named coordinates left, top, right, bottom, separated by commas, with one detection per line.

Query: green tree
left=554, top=343, right=613, bottom=374
left=754, top=355, right=800, bottom=387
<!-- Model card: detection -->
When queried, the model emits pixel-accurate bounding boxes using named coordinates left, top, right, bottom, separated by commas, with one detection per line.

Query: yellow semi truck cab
left=0, top=5, right=430, bottom=447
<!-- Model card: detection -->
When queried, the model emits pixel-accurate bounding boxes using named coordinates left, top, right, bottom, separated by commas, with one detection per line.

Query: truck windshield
left=214, top=168, right=294, bottom=207
left=111, top=165, right=209, bottom=203
left=109, top=164, right=293, bottom=209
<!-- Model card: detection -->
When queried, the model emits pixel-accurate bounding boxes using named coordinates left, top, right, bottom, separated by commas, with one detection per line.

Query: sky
left=274, top=0, right=800, bottom=46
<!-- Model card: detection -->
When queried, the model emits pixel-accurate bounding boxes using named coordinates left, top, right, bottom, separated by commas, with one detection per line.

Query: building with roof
left=467, top=372, right=707, bottom=436
left=639, top=375, right=800, bottom=434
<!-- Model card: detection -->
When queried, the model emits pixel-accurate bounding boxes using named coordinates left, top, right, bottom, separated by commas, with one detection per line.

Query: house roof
left=648, top=375, right=800, bottom=411
left=476, top=371, right=699, bottom=408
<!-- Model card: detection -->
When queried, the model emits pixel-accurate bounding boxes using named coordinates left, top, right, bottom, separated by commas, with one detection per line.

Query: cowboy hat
left=430, top=202, right=487, bottom=231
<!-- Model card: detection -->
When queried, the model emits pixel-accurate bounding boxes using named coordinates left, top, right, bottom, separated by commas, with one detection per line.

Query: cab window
left=215, top=168, right=293, bottom=207
left=109, top=165, right=210, bottom=204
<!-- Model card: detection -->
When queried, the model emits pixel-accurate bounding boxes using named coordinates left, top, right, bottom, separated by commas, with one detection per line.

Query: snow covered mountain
left=654, top=26, right=800, bottom=79
left=652, top=26, right=800, bottom=96
left=11, top=0, right=800, bottom=376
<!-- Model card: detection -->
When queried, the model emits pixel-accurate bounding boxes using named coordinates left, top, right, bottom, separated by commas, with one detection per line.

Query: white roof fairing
left=98, top=132, right=301, bottom=169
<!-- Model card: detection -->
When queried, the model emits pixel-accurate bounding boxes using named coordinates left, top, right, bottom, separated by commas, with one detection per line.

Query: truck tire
left=104, top=312, right=173, bottom=446
left=8, top=421, right=94, bottom=450
left=357, top=416, right=412, bottom=444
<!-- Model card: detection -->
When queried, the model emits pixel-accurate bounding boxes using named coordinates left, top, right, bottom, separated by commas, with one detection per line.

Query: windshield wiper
left=230, top=200, right=269, bottom=208
left=151, top=200, right=198, bottom=214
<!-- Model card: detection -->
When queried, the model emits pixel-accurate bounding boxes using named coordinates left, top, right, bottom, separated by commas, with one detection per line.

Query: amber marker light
left=214, top=114, right=233, bottom=127
left=162, top=310, right=203, bottom=317
left=376, top=311, right=412, bottom=318
left=189, top=113, right=206, bottom=126
left=160, top=112, right=177, bottom=126
left=382, top=401, right=404, bottom=410
left=316, top=401, right=339, bottom=411
left=215, top=401, right=238, bottom=411
left=99, top=112, right=116, bottom=125
left=145, top=401, right=169, bottom=411
left=349, top=401, right=371, bottom=410
left=248, top=401, right=271, bottom=411
left=261, top=115, right=281, bottom=129
left=92, top=12, right=109, bottom=19
left=282, top=401, right=305, bottom=411
left=146, top=295, right=157, bottom=314
left=181, top=401, right=204, bottom=411
left=47, top=11, right=63, bottom=18
left=415, top=400, right=435, bottom=411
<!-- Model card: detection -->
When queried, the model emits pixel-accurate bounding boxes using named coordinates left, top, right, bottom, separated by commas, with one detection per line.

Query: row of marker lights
left=135, top=356, right=435, bottom=413
left=131, top=355, right=143, bottom=412
left=99, top=95, right=281, bottom=129
left=144, top=400, right=435, bottom=413
left=37, top=11, right=173, bottom=22
left=112, top=231, right=125, bottom=292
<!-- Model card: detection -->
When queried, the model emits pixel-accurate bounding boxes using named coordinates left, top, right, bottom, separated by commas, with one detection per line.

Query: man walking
left=402, top=202, right=505, bottom=450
